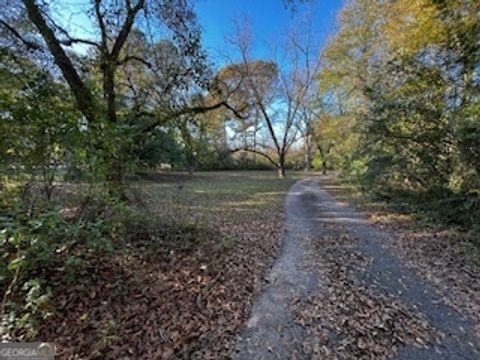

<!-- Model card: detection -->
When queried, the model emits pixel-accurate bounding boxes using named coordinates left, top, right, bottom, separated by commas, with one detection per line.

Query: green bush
left=0, top=195, right=118, bottom=339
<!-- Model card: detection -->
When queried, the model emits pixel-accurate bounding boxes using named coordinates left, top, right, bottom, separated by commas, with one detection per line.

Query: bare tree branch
left=110, top=0, right=145, bottom=60
left=94, top=0, right=108, bottom=50
left=118, top=55, right=153, bottom=68
left=230, top=147, right=279, bottom=168
left=0, top=19, right=42, bottom=50
left=139, top=100, right=249, bottom=135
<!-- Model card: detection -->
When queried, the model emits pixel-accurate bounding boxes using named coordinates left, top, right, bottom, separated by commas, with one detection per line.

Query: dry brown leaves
left=291, top=225, right=440, bottom=360
left=367, top=213, right=480, bottom=338
left=317, top=177, right=480, bottom=342
left=37, top=218, right=284, bottom=359
left=33, top=173, right=293, bottom=359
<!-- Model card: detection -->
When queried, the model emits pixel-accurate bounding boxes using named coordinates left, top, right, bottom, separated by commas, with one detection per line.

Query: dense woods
left=317, top=0, right=480, bottom=229
left=0, top=0, right=479, bottom=356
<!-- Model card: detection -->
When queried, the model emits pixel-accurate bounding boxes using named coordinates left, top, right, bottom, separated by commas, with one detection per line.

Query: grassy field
left=36, top=170, right=301, bottom=359
left=141, top=171, right=300, bottom=242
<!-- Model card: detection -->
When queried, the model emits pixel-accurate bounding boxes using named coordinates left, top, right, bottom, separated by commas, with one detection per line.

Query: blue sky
left=59, top=0, right=344, bottom=66
left=196, top=0, right=344, bottom=65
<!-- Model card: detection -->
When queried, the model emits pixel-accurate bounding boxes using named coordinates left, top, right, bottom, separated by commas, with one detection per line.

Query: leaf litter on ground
left=291, top=222, right=442, bottom=360
left=33, top=172, right=296, bottom=359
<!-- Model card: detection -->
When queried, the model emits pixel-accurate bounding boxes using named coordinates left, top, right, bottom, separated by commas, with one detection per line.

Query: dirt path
left=233, top=177, right=480, bottom=359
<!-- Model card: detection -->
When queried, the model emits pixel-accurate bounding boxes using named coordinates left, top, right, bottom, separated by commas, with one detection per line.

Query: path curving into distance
left=233, top=177, right=480, bottom=359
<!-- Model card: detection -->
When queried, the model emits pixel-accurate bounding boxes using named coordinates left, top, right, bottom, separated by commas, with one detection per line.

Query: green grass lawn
left=132, top=170, right=303, bottom=253
left=143, top=170, right=300, bottom=220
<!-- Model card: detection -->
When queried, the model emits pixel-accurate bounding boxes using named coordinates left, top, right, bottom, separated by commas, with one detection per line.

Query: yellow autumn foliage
left=381, top=0, right=446, bottom=55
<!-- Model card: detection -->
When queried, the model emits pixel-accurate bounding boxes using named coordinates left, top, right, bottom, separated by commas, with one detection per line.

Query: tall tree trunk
left=186, top=144, right=196, bottom=175
left=179, top=119, right=196, bottom=174
left=253, top=114, right=259, bottom=165
left=277, top=153, right=286, bottom=178
left=317, top=143, right=329, bottom=175
left=102, top=60, right=117, bottom=123
left=106, top=158, right=125, bottom=192
left=188, top=163, right=195, bottom=175
left=304, top=135, right=312, bottom=172
left=322, top=160, right=327, bottom=175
